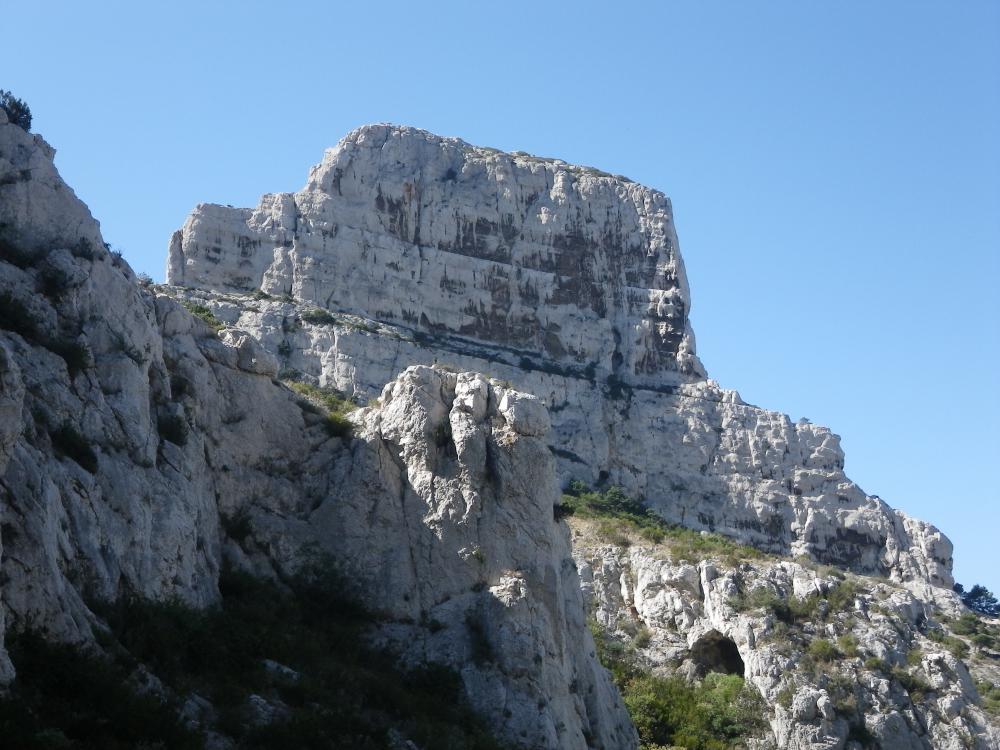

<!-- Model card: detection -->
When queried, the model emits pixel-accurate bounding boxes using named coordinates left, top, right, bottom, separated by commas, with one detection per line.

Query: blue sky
left=6, top=1, right=999, bottom=592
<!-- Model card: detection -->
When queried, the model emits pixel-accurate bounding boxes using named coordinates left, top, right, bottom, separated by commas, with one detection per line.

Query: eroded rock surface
left=163, top=124, right=953, bottom=588
left=167, top=124, right=704, bottom=386
left=0, top=115, right=635, bottom=749
left=570, top=519, right=1000, bottom=749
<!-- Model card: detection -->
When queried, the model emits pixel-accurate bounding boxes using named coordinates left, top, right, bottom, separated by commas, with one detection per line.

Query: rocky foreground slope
left=2, top=110, right=998, bottom=749
left=568, top=506, right=999, bottom=748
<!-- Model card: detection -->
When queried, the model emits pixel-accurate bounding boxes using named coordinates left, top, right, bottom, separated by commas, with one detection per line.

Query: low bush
left=181, top=301, right=224, bottom=331
left=590, top=620, right=768, bottom=749
left=927, top=626, right=972, bottom=659
left=864, top=656, right=888, bottom=672
left=890, top=666, right=932, bottom=701
left=300, top=308, right=336, bottom=326
left=976, top=680, right=1000, bottom=717
left=807, top=638, right=838, bottom=663
left=87, top=564, right=505, bottom=749
left=284, top=380, right=356, bottom=438
left=731, top=578, right=859, bottom=625
left=837, top=634, right=860, bottom=658
left=0, top=89, right=32, bottom=131
left=558, top=482, right=766, bottom=564
left=0, top=630, right=200, bottom=749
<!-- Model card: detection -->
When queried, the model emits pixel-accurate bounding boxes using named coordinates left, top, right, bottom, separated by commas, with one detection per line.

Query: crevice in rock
left=689, top=630, right=744, bottom=677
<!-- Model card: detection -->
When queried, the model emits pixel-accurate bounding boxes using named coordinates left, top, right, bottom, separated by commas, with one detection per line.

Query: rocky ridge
left=0, top=111, right=634, bottom=748
left=570, top=514, right=1000, bottom=749
left=165, top=124, right=952, bottom=591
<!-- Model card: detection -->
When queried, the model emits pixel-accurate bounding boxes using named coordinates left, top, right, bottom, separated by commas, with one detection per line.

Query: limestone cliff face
left=0, top=113, right=635, bottom=749
left=165, top=124, right=953, bottom=590
left=167, top=124, right=704, bottom=385
left=571, top=520, right=999, bottom=750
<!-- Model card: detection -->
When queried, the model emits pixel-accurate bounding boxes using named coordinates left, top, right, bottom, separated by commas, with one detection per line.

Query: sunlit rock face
left=167, top=124, right=705, bottom=386
left=0, top=115, right=636, bottom=749
left=570, top=521, right=999, bottom=750
left=166, top=124, right=954, bottom=591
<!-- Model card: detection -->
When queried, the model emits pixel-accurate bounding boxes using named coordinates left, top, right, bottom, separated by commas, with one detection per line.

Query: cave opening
left=690, top=630, right=745, bottom=677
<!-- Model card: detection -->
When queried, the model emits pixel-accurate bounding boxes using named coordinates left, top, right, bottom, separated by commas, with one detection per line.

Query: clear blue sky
left=7, top=1, right=999, bottom=592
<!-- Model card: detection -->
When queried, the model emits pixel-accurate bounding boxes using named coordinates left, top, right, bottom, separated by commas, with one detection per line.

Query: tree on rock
left=0, top=90, right=32, bottom=131
left=954, top=583, right=1000, bottom=617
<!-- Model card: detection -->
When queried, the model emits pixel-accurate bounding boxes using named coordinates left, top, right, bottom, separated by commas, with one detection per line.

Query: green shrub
left=864, top=656, right=886, bottom=672
left=300, top=308, right=336, bottom=326
left=0, top=89, right=32, bottom=131
left=837, top=634, right=860, bottom=658
left=284, top=380, right=356, bottom=438
left=807, top=638, right=838, bottom=663
left=0, top=630, right=201, bottom=748
left=633, top=626, right=652, bottom=649
left=181, top=301, right=224, bottom=331
left=951, top=613, right=980, bottom=636
left=975, top=680, right=1000, bottom=717
left=90, top=564, right=507, bottom=749
left=590, top=618, right=767, bottom=749
left=891, top=666, right=932, bottom=701
left=776, top=685, right=794, bottom=709
left=558, top=483, right=765, bottom=563
left=944, top=635, right=969, bottom=659
left=945, top=612, right=998, bottom=654
left=731, top=578, right=859, bottom=627
left=624, top=672, right=767, bottom=750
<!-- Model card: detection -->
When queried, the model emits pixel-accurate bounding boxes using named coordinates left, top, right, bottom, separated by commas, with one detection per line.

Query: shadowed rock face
left=167, top=124, right=705, bottom=386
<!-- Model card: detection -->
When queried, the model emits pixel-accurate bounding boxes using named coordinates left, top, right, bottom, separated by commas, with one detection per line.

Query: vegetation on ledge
left=589, top=620, right=768, bottom=750
left=283, top=379, right=357, bottom=438
left=180, top=300, right=224, bottom=331
left=557, top=481, right=767, bottom=565
left=0, top=563, right=506, bottom=749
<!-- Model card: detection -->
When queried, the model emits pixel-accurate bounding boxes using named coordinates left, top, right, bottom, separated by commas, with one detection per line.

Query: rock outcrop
left=5, top=111, right=996, bottom=749
left=570, top=518, right=1000, bottom=749
left=165, top=124, right=952, bottom=590
left=0, top=112, right=635, bottom=748
left=167, top=124, right=703, bottom=386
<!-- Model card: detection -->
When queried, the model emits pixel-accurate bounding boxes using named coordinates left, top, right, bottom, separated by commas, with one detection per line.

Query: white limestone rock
left=168, top=124, right=705, bottom=386
left=163, top=124, right=956, bottom=592
left=163, top=282, right=954, bottom=592
left=570, top=520, right=999, bottom=749
left=0, top=117, right=636, bottom=748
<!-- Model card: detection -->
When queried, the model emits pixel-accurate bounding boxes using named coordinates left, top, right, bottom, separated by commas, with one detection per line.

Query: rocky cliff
left=570, top=514, right=999, bottom=749
left=0, top=111, right=635, bottom=748
left=3, top=111, right=997, bottom=750
left=166, top=124, right=952, bottom=592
